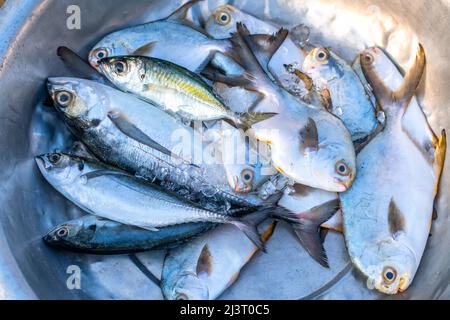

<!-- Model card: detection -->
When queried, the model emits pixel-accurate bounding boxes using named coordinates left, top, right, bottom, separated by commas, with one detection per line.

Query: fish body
left=161, top=220, right=276, bottom=300
left=202, top=24, right=356, bottom=193
left=47, top=77, right=265, bottom=208
left=340, top=45, right=446, bottom=294
left=303, top=47, right=379, bottom=142
left=98, top=56, right=241, bottom=124
left=43, top=215, right=216, bottom=254
left=36, top=153, right=259, bottom=231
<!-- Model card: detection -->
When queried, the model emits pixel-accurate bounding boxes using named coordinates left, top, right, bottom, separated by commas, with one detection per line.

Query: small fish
left=202, top=24, right=356, bottom=192
left=36, top=153, right=275, bottom=249
left=302, top=47, right=379, bottom=142
left=205, top=4, right=309, bottom=96
left=47, top=77, right=268, bottom=208
left=340, top=45, right=446, bottom=294
left=97, top=56, right=272, bottom=126
left=43, top=215, right=216, bottom=254
left=88, top=0, right=238, bottom=74
left=161, top=220, right=277, bottom=300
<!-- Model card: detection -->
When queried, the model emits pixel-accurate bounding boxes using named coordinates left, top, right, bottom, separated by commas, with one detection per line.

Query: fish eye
left=382, top=266, right=397, bottom=284
left=55, top=91, right=72, bottom=107
left=216, top=11, right=231, bottom=25
left=49, top=153, right=62, bottom=165
left=315, top=48, right=329, bottom=62
left=56, top=226, right=69, bottom=238
left=114, top=60, right=128, bottom=75
left=95, top=49, right=108, bottom=60
left=335, top=160, right=350, bottom=176
left=241, top=169, right=254, bottom=184
left=176, top=293, right=189, bottom=300
left=363, top=53, right=374, bottom=64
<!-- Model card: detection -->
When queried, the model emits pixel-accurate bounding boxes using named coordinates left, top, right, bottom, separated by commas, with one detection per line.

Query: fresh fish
left=340, top=45, right=447, bottom=294
left=46, top=77, right=267, bottom=208
left=36, top=153, right=272, bottom=248
left=277, top=185, right=340, bottom=267
left=161, top=220, right=277, bottom=300
left=43, top=215, right=216, bottom=254
left=204, top=4, right=309, bottom=97
left=88, top=0, right=237, bottom=74
left=302, top=47, right=379, bottom=142
left=202, top=24, right=356, bottom=192
left=97, top=56, right=273, bottom=126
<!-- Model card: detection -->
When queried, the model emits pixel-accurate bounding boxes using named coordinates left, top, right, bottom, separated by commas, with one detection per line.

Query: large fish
left=43, top=215, right=216, bottom=254
left=340, top=45, right=446, bottom=294
left=36, top=153, right=275, bottom=248
left=161, top=220, right=277, bottom=300
left=302, top=47, right=379, bottom=143
left=97, top=55, right=273, bottom=126
left=46, top=77, right=268, bottom=208
left=204, top=4, right=309, bottom=96
left=202, top=23, right=356, bottom=192
left=88, top=0, right=236, bottom=74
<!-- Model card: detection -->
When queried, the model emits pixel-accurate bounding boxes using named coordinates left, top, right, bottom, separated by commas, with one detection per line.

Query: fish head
left=88, top=32, right=131, bottom=69
left=303, top=47, right=345, bottom=84
left=226, top=165, right=256, bottom=193
left=35, top=153, right=85, bottom=186
left=43, top=216, right=97, bottom=249
left=359, top=47, right=391, bottom=75
left=97, top=56, right=145, bottom=90
left=363, top=238, right=417, bottom=295
left=165, top=271, right=209, bottom=300
left=47, top=77, right=109, bottom=128
left=205, top=5, right=240, bottom=39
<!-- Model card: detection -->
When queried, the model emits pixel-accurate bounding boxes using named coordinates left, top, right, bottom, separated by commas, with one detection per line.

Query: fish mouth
left=35, top=156, right=47, bottom=173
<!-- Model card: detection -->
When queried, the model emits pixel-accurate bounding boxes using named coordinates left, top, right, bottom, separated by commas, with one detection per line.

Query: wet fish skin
left=46, top=77, right=264, bottom=208
left=340, top=45, right=446, bottom=294
left=302, top=47, right=379, bottom=142
left=98, top=56, right=241, bottom=124
left=161, top=220, right=277, bottom=300
left=43, top=215, right=216, bottom=254
left=36, top=153, right=268, bottom=248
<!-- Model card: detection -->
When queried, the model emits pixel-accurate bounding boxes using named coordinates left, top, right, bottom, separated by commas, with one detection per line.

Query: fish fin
left=285, top=65, right=314, bottom=91
left=80, top=169, right=134, bottom=180
left=321, top=210, right=344, bottom=233
left=107, top=110, right=187, bottom=164
left=132, top=42, right=157, bottom=56
left=201, top=66, right=259, bottom=91
left=196, top=244, right=213, bottom=276
left=230, top=208, right=271, bottom=252
left=166, top=0, right=203, bottom=23
left=237, top=112, right=278, bottom=128
left=299, top=118, right=319, bottom=152
left=388, top=198, right=406, bottom=235
left=319, top=228, right=329, bottom=243
left=432, top=206, right=438, bottom=221
left=434, top=129, right=447, bottom=195
left=57, top=46, right=108, bottom=84
left=274, top=199, right=340, bottom=268
left=248, top=28, right=289, bottom=74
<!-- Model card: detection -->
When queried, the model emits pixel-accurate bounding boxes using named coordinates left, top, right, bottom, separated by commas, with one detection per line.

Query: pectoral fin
left=434, top=129, right=447, bottom=195
left=196, top=244, right=213, bottom=277
left=299, top=118, right=319, bottom=152
left=81, top=169, right=134, bottom=180
left=388, top=199, right=405, bottom=236
left=132, top=42, right=157, bottom=56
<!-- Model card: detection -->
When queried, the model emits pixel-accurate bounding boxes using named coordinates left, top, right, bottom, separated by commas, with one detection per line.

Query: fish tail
left=361, top=44, right=426, bottom=112
left=272, top=199, right=340, bottom=268
left=166, top=0, right=204, bottom=22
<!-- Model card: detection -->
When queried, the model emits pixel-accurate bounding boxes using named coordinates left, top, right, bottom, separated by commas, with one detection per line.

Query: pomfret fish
left=202, top=24, right=356, bottom=192
left=47, top=77, right=266, bottom=208
left=36, top=153, right=272, bottom=248
left=97, top=56, right=271, bottom=126
left=89, top=0, right=236, bottom=74
left=161, top=220, right=277, bottom=300
left=43, top=215, right=216, bottom=254
left=205, top=4, right=308, bottom=96
left=340, top=45, right=446, bottom=294
left=302, top=47, right=379, bottom=142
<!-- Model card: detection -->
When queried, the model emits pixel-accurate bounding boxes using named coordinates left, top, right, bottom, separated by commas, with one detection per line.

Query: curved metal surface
left=0, top=0, right=448, bottom=299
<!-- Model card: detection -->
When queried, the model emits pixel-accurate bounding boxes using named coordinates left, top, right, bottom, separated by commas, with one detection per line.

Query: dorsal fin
left=249, top=29, right=289, bottom=73
left=166, top=0, right=203, bottom=22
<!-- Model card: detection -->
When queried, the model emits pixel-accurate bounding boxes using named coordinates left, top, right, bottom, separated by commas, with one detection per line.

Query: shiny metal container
left=0, top=0, right=448, bottom=299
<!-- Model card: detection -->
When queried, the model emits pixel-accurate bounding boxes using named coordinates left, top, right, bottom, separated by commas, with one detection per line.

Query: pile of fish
left=37, top=0, right=446, bottom=298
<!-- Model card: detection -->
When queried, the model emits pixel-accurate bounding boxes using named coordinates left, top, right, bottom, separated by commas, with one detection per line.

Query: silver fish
left=202, top=24, right=356, bottom=192
left=340, top=45, right=447, bottom=294
left=36, top=153, right=271, bottom=248
left=302, top=47, right=379, bottom=142
left=161, top=220, right=277, bottom=300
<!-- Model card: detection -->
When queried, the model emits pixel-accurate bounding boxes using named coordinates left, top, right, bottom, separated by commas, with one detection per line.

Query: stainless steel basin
left=0, top=0, right=448, bottom=299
